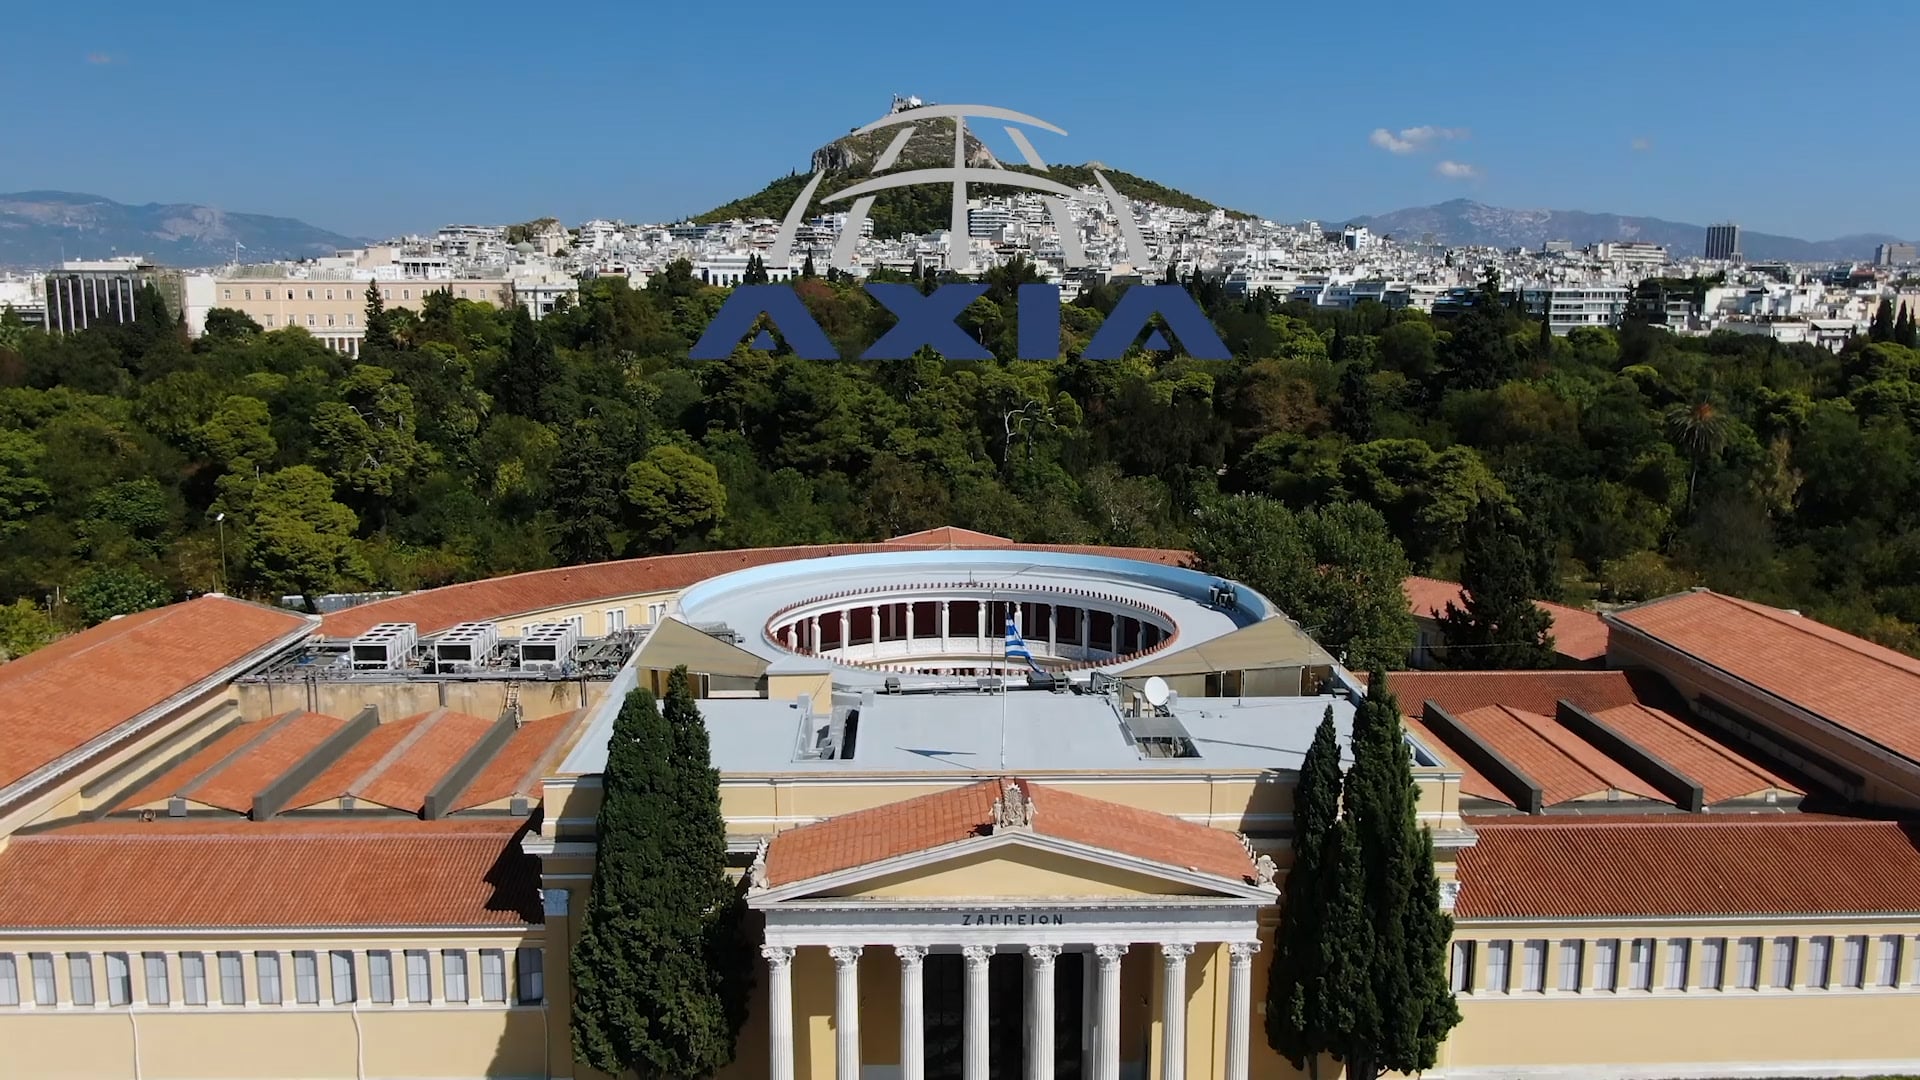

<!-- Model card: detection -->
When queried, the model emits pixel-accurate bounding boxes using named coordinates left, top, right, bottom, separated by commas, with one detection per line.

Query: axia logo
left=689, top=102, right=1229, bottom=362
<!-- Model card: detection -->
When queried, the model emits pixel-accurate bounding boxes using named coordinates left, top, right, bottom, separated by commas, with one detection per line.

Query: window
left=480, top=949, right=506, bottom=1002
left=30, top=953, right=55, bottom=1006
left=256, top=953, right=282, bottom=1005
left=218, top=952, right=244, bottom=1005
left=69, top=954, right=95, bottom=1006
left=1449, top=941, right=1474, bottom=993
left=516, top=949, right=543, bottom=1004
left=1699, top=938, right=1725, bottom=990
left=1665, top=938, right=1690, bottom=990
left=1628, top=938, right=1654, bottom=991
left=293, top=951, right=319, bottom=1004
left=1807, top=936, right=1832, bottom=989
left=181, top=953, right=207, bottom=1006
left=368, top=951, right=393, bottom=1004
left=223, top=289, right=232, bottom=300
left=330, top=951, right=356, bottom=1004
left=1593, top=939, right=1619, bottom=991
left=403, top=289, right=411, bottom=300
left=286, top=289, right=294, bottom=300
left=405, top=950, right=431, bottom=1003
left=106, top=953, right=131, bottom=1006
left=0, top=955, right=17, bottom=1005
left=264, top=314, right=274, bottom=327
left=1520, top=940, right=1547, bottom=992
left=306, top=314, right=316, bottom=327
left=243, top=289, right=253, bottom=300
left=326, top=314, right=335, bottom=327
left=1879, top=935, right=1904, bottom=987
left=1736, top=938, right=1761, bottom=990
left=1771, top=937, right=1796, bottom=989
left=443, top=951, right=468, bottom=1002
left=1841, top=936, right=1866, bottom=989
left=1558, top=939, right=1583, bottom=992
left=142, top=953, right=169, bottom=1005
left=326, top=289, right=334, bottom=300
left=1485, top=940, right=1511, bottom=994
left=346, top=313, right=354, bottom=326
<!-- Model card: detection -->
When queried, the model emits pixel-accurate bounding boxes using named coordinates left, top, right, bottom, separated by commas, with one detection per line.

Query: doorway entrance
left=922, top=951, right=1086, bottom=1080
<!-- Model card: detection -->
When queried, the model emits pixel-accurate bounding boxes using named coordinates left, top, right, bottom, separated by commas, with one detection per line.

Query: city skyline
left=4, top=1, right=1916, bottom=242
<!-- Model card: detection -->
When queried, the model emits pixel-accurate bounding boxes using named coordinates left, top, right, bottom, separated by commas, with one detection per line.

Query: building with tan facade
left=209, top=275, right=516, bottom=355
left=2, top=528, right=1919, bottom=1080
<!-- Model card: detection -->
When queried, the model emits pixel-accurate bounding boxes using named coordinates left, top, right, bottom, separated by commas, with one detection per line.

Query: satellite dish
left=1143, top=676, right=1171, bottom=709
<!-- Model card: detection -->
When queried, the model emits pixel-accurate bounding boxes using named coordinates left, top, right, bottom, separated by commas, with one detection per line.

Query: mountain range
left=1342, top=199, right=1904, bottom=263
left=0, top=191, right=363, bottom=269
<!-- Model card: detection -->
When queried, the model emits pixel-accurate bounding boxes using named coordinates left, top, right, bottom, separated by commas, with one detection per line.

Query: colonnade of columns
left=776, top=597, right=1169, bottom=669
left=758, top=940, right=1258, bottom=1080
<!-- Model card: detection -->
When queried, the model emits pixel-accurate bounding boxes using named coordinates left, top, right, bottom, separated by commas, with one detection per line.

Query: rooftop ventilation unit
left=519, top=623, right=580, bottom=673
left=432, top=622, right=499, bottom=671
left=691, top=621, right=742, bottom=644
left=350, top=622, right=418, bottom=670
left=1125, top=706, right=1201, bottom=759
left=1208, top=582, right=1238, bottom=609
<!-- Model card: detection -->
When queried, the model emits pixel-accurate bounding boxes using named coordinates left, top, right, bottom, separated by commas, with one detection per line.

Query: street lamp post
left=214, top=512, right=228, bottom=594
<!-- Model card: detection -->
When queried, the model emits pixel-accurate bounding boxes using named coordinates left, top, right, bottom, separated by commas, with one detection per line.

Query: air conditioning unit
left=432, top=622, right=499, bottom=671
left=349, top=622, right=418, bottom=670
left=519, top=623, right=580, bottom=672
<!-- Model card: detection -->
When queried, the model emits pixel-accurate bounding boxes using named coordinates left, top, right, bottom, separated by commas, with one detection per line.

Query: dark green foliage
left=1438, top=501, right=1558, bottom=669
left=1897, top=307, right=1917, bottom=350
left=1266, top=707, right=1345, bottom=1076
left=550, top=419, right=623, bottom=566
left=1872, top=298, right=1897, bottom=343
left=67, top=564, right=172, bottom=625
left=571, top=669, right=750, bottom=1079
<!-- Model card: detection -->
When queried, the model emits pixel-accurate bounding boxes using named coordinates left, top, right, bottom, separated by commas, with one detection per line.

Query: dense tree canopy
left=4, top=267, right=1919, bottom=661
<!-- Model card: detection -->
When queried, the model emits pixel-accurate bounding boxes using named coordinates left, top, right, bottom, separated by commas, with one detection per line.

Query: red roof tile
left=1593, top=702, right=1804, bottom=804
left=0, top=818, right=538, bottom=929
left=115, top=722, right=266, bottom=810
left=1384, top=669, right=1652, bottom=718
left=1404, top=576, right=1610, bottom=661
left=765, top=778, right=1255, bottom=887
left=449, top=710, right=582, bottom=812
left=114, top=712, right=349, bottom=814
left=353, top=711, right=493, bottom=813
left=0, top=596, right=313, bottom=792
left=883, top=527, right=1013, bottom=547
left=1402, top=713, right=1509, bottom=804
left=1453, top=705, right=1667, bottom=805
left=281, top=715, right=423, bottom=812
left=1609, top=590, right=1920, bottom=763
left=1456, top=816, right=1920, bottom=919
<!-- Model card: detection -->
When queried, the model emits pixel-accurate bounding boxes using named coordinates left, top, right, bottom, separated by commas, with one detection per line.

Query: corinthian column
left=829, top=945, right=862, bottom=1080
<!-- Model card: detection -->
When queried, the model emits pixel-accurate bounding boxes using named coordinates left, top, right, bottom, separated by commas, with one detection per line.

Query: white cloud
left=1631, top=136, right=1653, bottom=152
left=86, top=52, right=114, bottom=65
left=1370, top=125, right=1469, bottom=154
left=1435, top=160, right=1480, bottom=179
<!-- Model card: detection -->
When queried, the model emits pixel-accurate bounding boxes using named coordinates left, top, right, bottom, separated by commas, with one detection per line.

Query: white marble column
left=976, top=601, right=988, bottom=654
left=896, top=946, right=928, bottom=1080
left=838, top=610, right=849, bottom=657
left=940, top=600, right=950, bottom=650
left=1027, top=945, right=1061, bottom=1080
left=1093, top=944, right=1127, bottom=1080
left=762, top=946, right=795, bottom=1080
left=1159, top=944, right=1195, bottom=1080
left=1225, top=943, right=1258, bottom=1080
left=869, top=604, right=881, bottom=649
left=906, top=603, right=917, bottom=646
left=963, top=945, right=994, bottom=1080
left=809, top=616, right=820, bottom=654
left=1079, top=608, right=1090, bottom=657
left=830, top=946, right=862, bottom=1080
left=1047, top=604, right=1058, bottom=655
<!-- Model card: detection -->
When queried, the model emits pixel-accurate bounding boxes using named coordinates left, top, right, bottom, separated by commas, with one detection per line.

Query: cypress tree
left=1438, top=500, right=1557, bottom=669
left=571, top=669, right=751, bottom=1079
left=1871, top=297, right=1896, bottom=342
left=1266, top=707, right=1344, bottom=1077
left=1896, top=307, right=1917, bottom=349
left=801, top=253, right=817, bottom=279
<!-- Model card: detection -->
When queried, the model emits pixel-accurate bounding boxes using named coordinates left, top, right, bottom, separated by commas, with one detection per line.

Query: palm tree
left=1666, top=396, right=1731, bottom=511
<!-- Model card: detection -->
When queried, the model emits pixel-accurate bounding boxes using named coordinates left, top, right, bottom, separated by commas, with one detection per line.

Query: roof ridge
left=1471, top=815, right=1899, bottom=830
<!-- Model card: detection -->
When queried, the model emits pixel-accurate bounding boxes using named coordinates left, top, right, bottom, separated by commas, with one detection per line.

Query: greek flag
left=1004, top=617, right=1041, bottom=671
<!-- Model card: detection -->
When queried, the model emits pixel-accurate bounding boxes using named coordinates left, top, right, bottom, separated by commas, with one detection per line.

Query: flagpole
left=999, top=597, right=1009, bottom=771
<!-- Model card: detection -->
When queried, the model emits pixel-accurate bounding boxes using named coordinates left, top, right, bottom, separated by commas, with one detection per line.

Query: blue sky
left=4, top=1, right=1910, bottom=241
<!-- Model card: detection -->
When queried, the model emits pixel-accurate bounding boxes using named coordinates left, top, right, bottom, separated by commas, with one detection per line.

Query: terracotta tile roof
left=765, top=778, right=1255, bottom=887
left=281, top=715, right=421, bottom=812
left=1609, top=590, right=1920, bottom=763
left=0, top=818, right=539, bottom=929
left=116, top=722, right=266, bottom=810
left=1452, top=705, right=1667, bottom=805
left=1456, top=816, right=1920, bottom=919
left=1402, top=713, right=1507, bottom=803
left=1383, top=669, right=1651, bottom=719
left=0, top=596, right=313, bottom=791
left=883, top=527, right=1013, bottom=547
left=1403, top=576, right=1610, bottom=661
left=353, top=711, right=493, bottom=813
left=449, top=710, right=582, bottom=812
left=114, top=712, right=348, bottom=814
left=319, top=541, right=1189, bottom=639
left=1593, top=702, right=1804, bottom=804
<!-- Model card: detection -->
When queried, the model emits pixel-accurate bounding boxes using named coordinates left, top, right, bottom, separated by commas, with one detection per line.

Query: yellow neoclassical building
left=2, top=529, right=1919, bottom=1080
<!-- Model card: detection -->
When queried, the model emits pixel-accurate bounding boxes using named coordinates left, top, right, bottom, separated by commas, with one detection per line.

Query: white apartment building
left=1520, top=285, right=1632, bottom=334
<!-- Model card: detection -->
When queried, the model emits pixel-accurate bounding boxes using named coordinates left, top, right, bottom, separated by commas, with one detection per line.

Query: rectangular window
left=443, top=951, right=468, bottom=1002
left=306, top=314, right=316, bottom=327
left=293, top=951, right=319, bottom=1004
left=1629, top=938, right=1654, bottom=991
left=223, top=289, right=232, bottom=300
left=264, top=314, right=274, bottom=327
left=243, top=289, right=252, bottom=301
left=143, top=953, right=169, bottom=1005
left=346, top=313, right=355, bottom=326
left=516, top=949, right=543, bottom=1004
left=0, top=955, right=17, bottom=1005
left=1449, top=941, right=1474, bottom=993
left=218, top=952, right=244, bottom=1005
left=1593, top=939, right=1619, bottom=991
left=1808, top=936, right=1832, bottom=989
left=480, top=949, right=506, bottom=1002
left=106, top=953, right=131, bottom=1006
left=1485, top=940, right=1511, bottom=994
left=1558, top=939, right=1583, bottom=992
left=1880, top=935, right=1904, bottom=987
left=1665, top=938, right=1690, bottom=990
left=368, top=951, right=393, bottom=1004
left=306, top=289, right=314, bottom=300
left=1772, top=937, right=1797, bottom=989
left=1841, top=936, right=1866, bottom=989
left=406, top=950, right=431, bottom=1003
left=403, top=289, right=412, bottom=300
left=181, top=953, right=207, bottom=1006
left=30, top=953, right=55, bottom=1006
left=287, top=289, right=294, bottom=300
left=256, top=953, right=283, bottom=1005
left=1736, top=937, right=1761, bottom=990
left=1700, top=938, right=1725, bottom=990
left=330, top=951, right=356, bottom=1004
left=1520, top=939, right=1547, bottom=992
left=326, top=313, right=335, bottom=327
left=69, top=954, right=95, bottom=1006
left=326, top=289, right=334, bottom=300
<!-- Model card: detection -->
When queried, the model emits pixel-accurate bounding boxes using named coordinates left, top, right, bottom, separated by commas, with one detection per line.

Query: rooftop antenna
left=1144, top=675, right=1171, bottom=710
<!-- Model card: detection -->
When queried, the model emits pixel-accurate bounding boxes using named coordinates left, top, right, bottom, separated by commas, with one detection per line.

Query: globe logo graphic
left=767, top=103, right=1154, bottom=274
